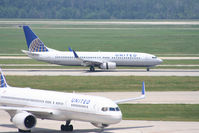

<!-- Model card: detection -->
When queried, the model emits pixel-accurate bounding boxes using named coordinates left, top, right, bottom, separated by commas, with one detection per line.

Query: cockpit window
left=101, top=107, right=108, bottom=112
left=152, top=56, right=157, bottom=59
left=109, top=107, right=116, bottom=111
left=101, top=107, right=120, bottom=112
left=116, top=107, right=120, bottom=111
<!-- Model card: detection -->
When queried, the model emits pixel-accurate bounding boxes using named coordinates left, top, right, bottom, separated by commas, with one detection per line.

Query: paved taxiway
left=0, top=110, right=199, bottom=133
left=1, top=20, right=199, bottom=25
left=2, top=69, right=199, bottom=76
left=83, top=91, right=199, bottom=104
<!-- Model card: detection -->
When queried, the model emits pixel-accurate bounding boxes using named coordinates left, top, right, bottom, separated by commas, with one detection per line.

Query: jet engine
left=12, top=112, right=37, bottom=131
left=91, top=123, right=109, bottom=128
left=99, top=62, right=116, bottom=69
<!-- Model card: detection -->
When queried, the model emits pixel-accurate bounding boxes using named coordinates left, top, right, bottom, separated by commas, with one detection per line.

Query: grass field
left=5, top=76, right=199, bottom=92
left=0, top=20, right=199, bottom=54
left=120, top=104, right=199, bottom=121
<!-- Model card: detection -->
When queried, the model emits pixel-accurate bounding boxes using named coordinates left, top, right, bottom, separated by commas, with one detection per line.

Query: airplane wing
left=0, top=106, right=54, bottom=118
left=72, top=50, right=103, bottom=66
left=114, top=81, right=146, bottom=104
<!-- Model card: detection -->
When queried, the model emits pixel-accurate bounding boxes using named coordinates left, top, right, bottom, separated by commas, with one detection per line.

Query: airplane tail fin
left=0, top=68, right=8, bottom=88
left=23, top=26, right=49, bottom=52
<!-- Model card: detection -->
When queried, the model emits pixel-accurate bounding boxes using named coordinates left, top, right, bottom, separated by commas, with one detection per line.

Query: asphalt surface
left=2, top=69, right=199, bottom=76
left=82, top=91, right=199, bottom=104
left=1, top=20, right=199, bottom=25
left=0, top=110, right=199, bottom=133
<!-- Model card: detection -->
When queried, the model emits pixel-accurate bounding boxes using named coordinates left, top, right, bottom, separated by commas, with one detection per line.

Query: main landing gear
left=147, top=67, right=150, bottom=71
left=61, top=120, right=73, bottom=132
left=90, top=66, right=95, bottom=72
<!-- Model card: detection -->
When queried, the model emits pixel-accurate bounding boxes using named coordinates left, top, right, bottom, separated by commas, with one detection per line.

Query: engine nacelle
left=12, top=112, right=37, bottom=131
left=99, top=62, right=116, bottom=70
left=91, top=123, right=109, bottom=128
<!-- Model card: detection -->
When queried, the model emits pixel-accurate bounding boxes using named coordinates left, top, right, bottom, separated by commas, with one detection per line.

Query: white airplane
left=0, top=68, right=145, bottom=132
left=22, top=26, right=162, bottom=72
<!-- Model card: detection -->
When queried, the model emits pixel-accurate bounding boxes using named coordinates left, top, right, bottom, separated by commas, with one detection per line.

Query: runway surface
left=1, top=20, right=199, bottom=25
left=82, top=91, right=199, bottom=104
left=0, top=110, right=198, bottom=133
left=2, top=69, right=199, bottom=76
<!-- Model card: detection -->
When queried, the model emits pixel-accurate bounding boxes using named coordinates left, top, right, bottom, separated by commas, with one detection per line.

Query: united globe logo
left=29, top=38, right=48, bottom=52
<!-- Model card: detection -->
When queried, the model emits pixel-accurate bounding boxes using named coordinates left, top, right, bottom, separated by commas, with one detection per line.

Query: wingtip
left=142, top=81, right=145, bottom=95
left=68, top=46, right=73, bottom=52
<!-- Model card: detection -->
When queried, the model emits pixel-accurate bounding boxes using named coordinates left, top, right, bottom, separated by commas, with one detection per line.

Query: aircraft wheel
left=61, top=124, right=73, bottom=131
left=147, top=68, right=150, bottom=71
left=61, top=124, right=65, bottom=131
left=18, top=129, right=31, bottom=132
left=69, top=125, right=73, bottom=131
left=90, top=66, right=95, bottom=72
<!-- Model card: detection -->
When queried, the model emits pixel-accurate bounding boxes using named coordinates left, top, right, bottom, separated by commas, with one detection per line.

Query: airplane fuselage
left=0, top=87, right=122, bottom=125
left=27, top=50, right=162, bottom=68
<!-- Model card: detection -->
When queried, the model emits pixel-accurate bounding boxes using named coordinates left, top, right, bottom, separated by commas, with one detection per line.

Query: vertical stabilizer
left=23, top=26, right=49, bottom=52
left=0, top=68, right=7, bottom=88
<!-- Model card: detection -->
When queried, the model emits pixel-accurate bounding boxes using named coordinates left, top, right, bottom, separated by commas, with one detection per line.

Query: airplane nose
left=111, top=112, right=122, bottom=124
left=158, top=58, right=163, bottom=64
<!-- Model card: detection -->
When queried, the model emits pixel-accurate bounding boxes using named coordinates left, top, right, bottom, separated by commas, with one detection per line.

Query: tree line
left=0, top=0, right=198, bottom=19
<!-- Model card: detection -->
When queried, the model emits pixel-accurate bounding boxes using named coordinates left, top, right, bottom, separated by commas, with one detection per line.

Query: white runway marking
left=1, top=64, right=199, bottom=67
left=0, top=20, right=199, bottom=25
left=2, top=69, right=199, bottom=76
left=0, top=110, right=198, bottom=133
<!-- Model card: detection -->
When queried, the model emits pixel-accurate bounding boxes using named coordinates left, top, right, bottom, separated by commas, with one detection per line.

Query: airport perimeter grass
left=0, top=23, right=199, bottom=54
left=5, top=76, right=199, bottom=92
left=120, top=104, right=199, bottom=121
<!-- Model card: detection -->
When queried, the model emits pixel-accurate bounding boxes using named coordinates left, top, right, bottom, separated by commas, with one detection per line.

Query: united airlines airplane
left=22, top=26, right=162, bottom=71
left=0, top=68, right=145, bottom=132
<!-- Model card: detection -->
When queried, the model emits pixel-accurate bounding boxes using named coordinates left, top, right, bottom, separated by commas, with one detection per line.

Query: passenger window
left=152, top=56, right=157, bottom=59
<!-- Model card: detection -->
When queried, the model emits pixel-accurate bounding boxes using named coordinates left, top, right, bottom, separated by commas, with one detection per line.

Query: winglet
left=0, top=68, right=8, bottom=88
left=114, top=81, right=146, bottom=104
left=142, top=81, right=145, bottom=95
left=72, top=50, right=79, bottom=58
left=68, top=46, right=73, bottom=52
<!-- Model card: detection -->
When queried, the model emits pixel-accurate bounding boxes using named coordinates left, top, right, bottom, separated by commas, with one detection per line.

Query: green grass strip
left=119, top=104, right=199, bottom=121
left=5, top=76, right=199, bottom=92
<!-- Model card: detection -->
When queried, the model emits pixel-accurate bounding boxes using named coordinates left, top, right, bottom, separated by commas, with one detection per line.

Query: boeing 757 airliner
left=0, top=68, right=145, bottom=132
left=22, top=26, right=162, bottom=71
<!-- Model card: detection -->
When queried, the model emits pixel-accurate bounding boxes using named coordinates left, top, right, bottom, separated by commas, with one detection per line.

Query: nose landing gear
left=61, top=120, right=73, bottom=131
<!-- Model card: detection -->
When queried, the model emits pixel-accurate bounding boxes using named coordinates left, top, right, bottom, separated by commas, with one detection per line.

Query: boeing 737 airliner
left=0, top=68, right=145, bottom=132
left=22, top=26, right=162, bottom=71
